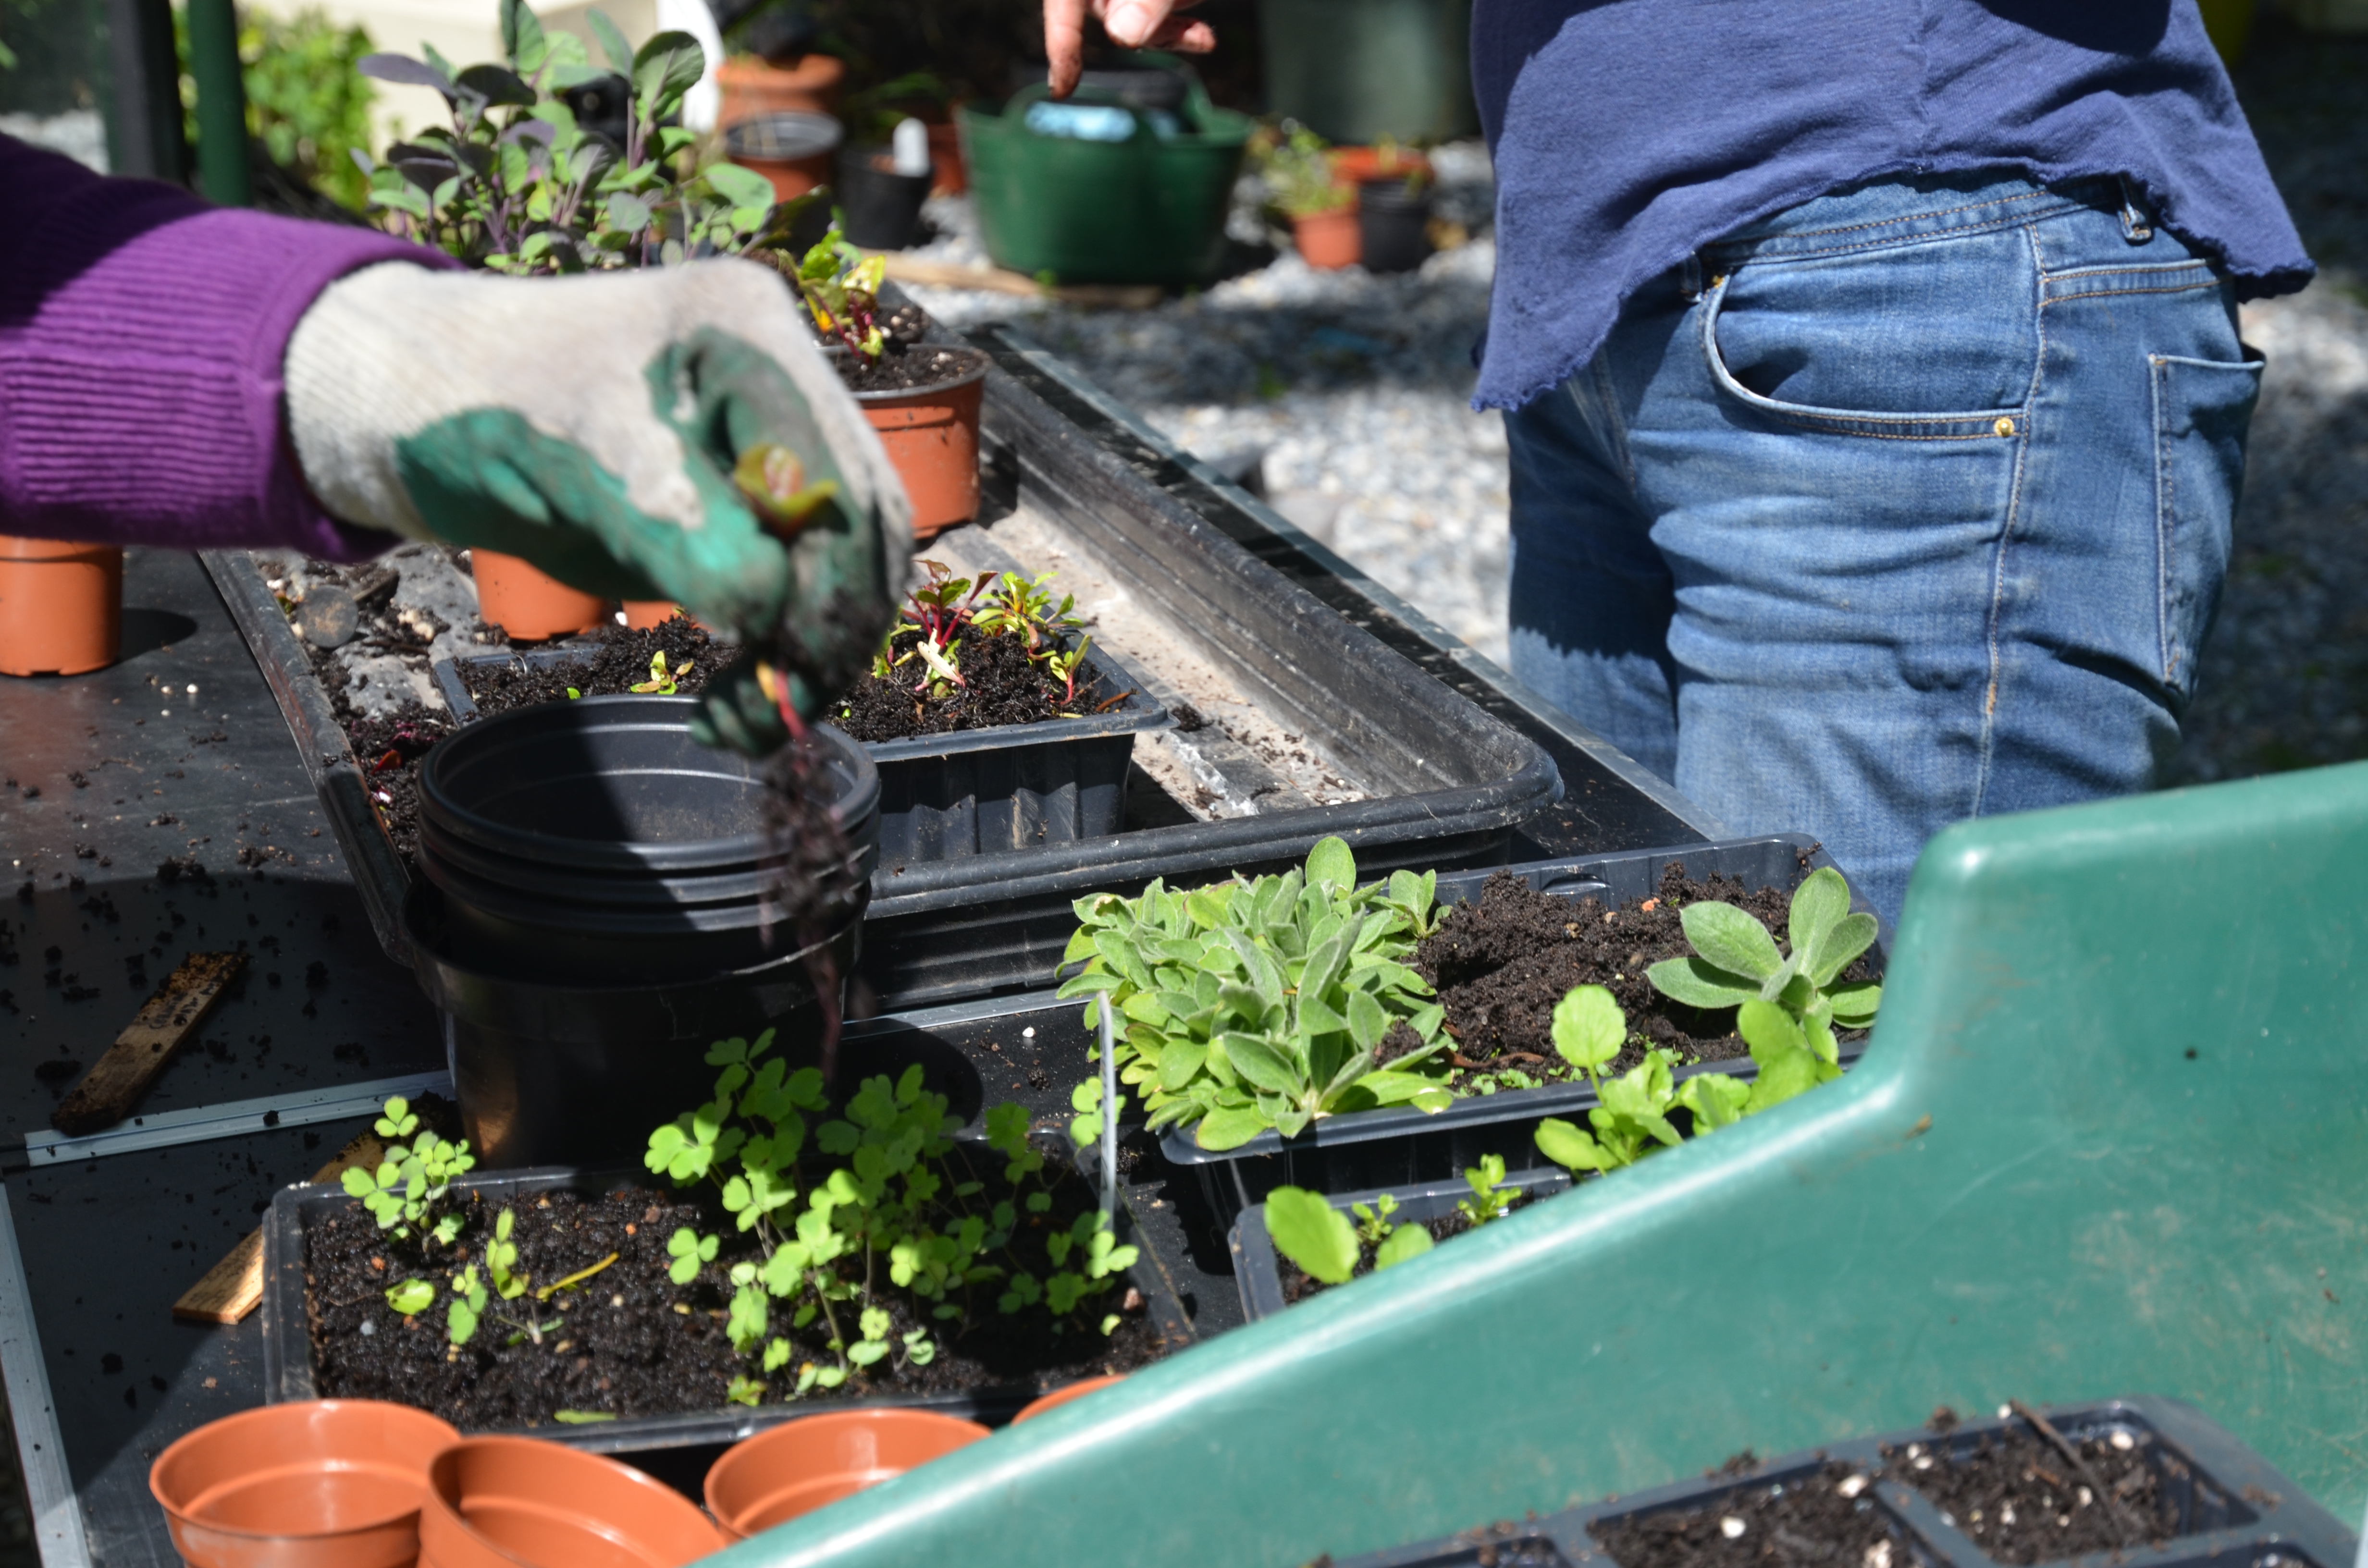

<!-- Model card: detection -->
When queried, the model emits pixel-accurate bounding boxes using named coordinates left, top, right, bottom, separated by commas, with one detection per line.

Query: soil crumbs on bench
left=1412, top=861, right=1874, bottom=1090
left=1591, top=1459, right=1899, bottom=1568
left=834, top=625, right=1108, bottom=741
left=461, top=616, right=717, bottom=717
left=307, top=1158, right=1174, bottom=1431
left=1886, top=1426, right=2179, bottom=1564
left=1277, top=1193, right=1537, bottom=1307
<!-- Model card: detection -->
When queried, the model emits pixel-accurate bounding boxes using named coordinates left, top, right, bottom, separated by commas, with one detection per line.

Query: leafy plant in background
left=1060, top=837, right=1455, bottom=1153
left=1260, top=123, right=1350, bottom=220
left=790, top=219, right=890, bottom=355
left=174, top=6, right=380, bottom=210
left=354, top=0, right=784, bottom=272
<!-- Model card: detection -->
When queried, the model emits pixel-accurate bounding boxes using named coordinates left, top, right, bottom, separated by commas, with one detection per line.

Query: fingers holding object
left=1045, top=0, right=1089, bottom=96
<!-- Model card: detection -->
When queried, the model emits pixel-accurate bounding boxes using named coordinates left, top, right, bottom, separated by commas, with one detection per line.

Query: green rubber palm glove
left=284, top=258, right=910, bottom=748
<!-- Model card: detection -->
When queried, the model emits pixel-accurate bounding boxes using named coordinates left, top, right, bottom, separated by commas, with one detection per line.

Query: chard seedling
left=792, top=221, right=889, bottom=357
left=732, top=443, right=841, bottom=537
left=629, top=649, right=691, bottom=694
left=1059, top=837, right=1455, bottom=1152
left=1646, top=866, right=1882, bottom=1058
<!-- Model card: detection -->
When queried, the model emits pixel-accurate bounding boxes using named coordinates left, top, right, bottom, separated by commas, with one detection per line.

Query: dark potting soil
left=1275, top=1194, right=1535, bottom=1307
left=1884, top=1424, right=2178, bottom=1564
left=1591, top=1459, right=1901, bottom=1568
left=833, top=624, right=1108, bottom=742
left=305, top=1154, right=1176, bottom=1432
left=341, top=704, right=450, bottom=873
left=1410, top=861, right=1874, bottom=1091
left=837, top=342, right=985, bottom=395
left=459, top=616, right=717, bottom=717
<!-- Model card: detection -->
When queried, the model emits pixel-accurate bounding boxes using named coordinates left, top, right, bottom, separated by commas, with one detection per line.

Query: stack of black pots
left=405, top=697, right=880, bottom=1168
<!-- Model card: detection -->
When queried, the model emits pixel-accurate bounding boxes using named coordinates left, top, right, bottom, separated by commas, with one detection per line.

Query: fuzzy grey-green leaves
left=1646, top=867, right=1882, bottom=1033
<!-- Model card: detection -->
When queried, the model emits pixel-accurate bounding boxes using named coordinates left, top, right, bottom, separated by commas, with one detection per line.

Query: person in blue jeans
left=1044, top=0, right=2312, bottom=922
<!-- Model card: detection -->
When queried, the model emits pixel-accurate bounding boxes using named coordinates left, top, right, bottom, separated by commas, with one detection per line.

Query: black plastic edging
left=259, top=1158, right=1196, bottom=1464
left=1230, top=1168, right=1574, bottom=1323
left=1322, top=1396, right=2359, bottom=1568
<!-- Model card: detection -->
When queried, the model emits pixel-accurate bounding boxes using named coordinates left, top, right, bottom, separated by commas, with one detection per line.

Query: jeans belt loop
left=2118, top=175, right=2154, bottom=245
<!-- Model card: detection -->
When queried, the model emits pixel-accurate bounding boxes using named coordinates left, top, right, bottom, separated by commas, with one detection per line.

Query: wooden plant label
left=173, top=1129, right=387, bottom=1325
left=50, top=951, right=246, bottom=1136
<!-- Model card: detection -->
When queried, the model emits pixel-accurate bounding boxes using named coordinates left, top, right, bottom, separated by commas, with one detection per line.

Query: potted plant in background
left=354, top=0, right=802, bottom=640
left=712, top=0, right=845, bottom=126
left=1262, top=123, right=1359, bottom=269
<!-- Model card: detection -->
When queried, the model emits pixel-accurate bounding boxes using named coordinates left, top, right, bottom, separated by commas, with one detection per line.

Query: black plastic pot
left=838, top=145, right=934, bottom=249
left=431, top=643, right=1170, bottom=865
left=1357, top=177, right=1432, bottom=273
left=1156, top=834, right=1886, bottom=1230
left=1321, top=1397, right=2358, bottom=1568
left=1231, top=1168, right=1571, bottom=1322
left=259, top=1161, right=1198, bottom=1489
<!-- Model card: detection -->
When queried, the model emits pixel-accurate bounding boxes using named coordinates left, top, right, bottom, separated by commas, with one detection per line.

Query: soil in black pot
left=306, top=1148, right=1177, bottom=1432
left=1884, top=1423, right=2178, bottom=1563
left=459, top=616, right=717, bottom=717
left=1275, top=1192, right=1538, bottom=1307
left=1408, top=860, right=1876, bottom=1091
left=1590, top=1459, right=1900, bottom=1568
left=833, top=624, right=1109, bottom=741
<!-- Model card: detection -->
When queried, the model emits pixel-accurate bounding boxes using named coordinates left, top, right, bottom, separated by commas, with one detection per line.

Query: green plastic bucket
left=1259, top=0, right=1477, bottom=145
left=960, top=68, right=1250, bottom=287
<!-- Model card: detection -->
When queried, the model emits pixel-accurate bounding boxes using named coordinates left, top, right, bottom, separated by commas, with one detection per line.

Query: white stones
left=1863, top=1540, right=1891, bottom=1568
left=1720, top=1517, right=1747, bottom=1539
left=1837, top=1474, right=1870, bottom=1499
left=2109, top=1429, right=2135, bottom=1451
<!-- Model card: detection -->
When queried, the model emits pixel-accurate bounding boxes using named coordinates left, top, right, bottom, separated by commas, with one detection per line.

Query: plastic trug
left=709, top=759, right=2368, bottom=1568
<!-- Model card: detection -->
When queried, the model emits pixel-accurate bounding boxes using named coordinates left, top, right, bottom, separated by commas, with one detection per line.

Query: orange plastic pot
left=620, top=601, right=681, bottom=629
left=704, top=1409, right=989, bottom=1542
left=853, top=349, right=988, bottom=541
left=148, top=1399, right=461, bottom=1568
left=1292, top=207, right=1362, bottom=269
left=1327, top=145, right=1431, bottom=185
left=469, top=551, right=613, bottom=642
left=716, top=52, right=845, bottom=125
left=0, top=535, right=122, bottom=676
left=1011, top=1374, right=1127, bottom=1423
left=927, top=118, right=966, bottom=195
left=419, top=1437, right=723, bottom=1568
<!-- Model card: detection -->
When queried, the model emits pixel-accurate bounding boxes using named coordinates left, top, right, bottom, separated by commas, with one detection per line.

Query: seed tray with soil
left=264, top=1152, right=1196, bottom=1456
left=445, top=615, right=718, bottom=719
left=1160, top=836, right=1883, bottom=1230
left=1232, top=1169, right=1572, bottom=1320
left=1316, top=1398, right=2356, bottom=1568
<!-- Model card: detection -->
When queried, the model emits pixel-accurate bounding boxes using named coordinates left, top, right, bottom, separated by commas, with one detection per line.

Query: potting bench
left=0, top=330, right=1724, bottom=1564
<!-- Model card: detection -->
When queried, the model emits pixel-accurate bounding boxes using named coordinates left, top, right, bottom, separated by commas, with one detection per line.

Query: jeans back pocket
left=2152, top=352, right=2263, bottom=704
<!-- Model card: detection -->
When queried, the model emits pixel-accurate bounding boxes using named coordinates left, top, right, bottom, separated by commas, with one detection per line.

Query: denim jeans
left=1505, top=172, right=2263, bottom=922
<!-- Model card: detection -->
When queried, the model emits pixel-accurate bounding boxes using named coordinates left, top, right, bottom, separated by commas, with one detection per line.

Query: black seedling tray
left=1320, top=1396, right=2357, bottom=1568
left=259, top=1157, right=1197, bottom=1477
left=1157, top=834, right=1886, bottom=1229
left=431, top=638, right=1172, bottom=863
left=1230, top=1167, right=1573, bottom=1322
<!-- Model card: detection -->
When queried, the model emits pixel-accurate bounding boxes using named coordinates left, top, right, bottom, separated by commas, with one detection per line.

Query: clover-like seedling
left=1647, top=867, right=1882, bottom=1052
left=1456, top=1153, right=1516, bottom=1225
left=666, top=1226, right=718, bottom=1285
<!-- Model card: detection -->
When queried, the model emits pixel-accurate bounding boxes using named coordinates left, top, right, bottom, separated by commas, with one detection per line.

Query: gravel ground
left=903, top=18, right=2368, bottom=785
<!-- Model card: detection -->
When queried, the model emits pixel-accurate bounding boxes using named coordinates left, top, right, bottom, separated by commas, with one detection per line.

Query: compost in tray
left=458, top=616, right=718, bottom=714
left=1589, top=1459, right=1903, bottom=1568
left=1416, top=860, right=1875, bottom=1092
left=1885, top=1423, right=2180, bottom=1563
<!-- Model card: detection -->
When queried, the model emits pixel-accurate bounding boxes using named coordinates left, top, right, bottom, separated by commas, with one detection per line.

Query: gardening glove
left=284, top=257, right=910, bottom=747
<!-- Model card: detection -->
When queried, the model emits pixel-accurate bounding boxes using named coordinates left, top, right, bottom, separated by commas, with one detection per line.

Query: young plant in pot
left=1263, top=124, right=1358, bottom=270
left=304, top=1036, right=1184, bottom=1433
left=352, top=0, right=817, bottom=637
left=784, top=219, right=989, bottom=540
left=831, top=559, right=1108, bottom=741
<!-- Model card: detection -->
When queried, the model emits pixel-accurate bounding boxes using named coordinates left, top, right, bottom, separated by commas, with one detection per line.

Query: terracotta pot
left=722, top=111, right=844, bottom=204
left=703, top=1409, right=989, bottom=1542
left=148, top=1399, right=461, bottom=1568
left=716, top=52, right=845, bottom=126
left=619, top=601, right=682, bottom=630
left=419, top=1437, right=723, bottom=1568
left=1326, top=145, right=1432, bottom=186
left=927, top=118, right=966, bottom=196
left=1011, top=1373, right=1127, bottom=1423
left=851, top=346, right=989, bottom=541
left=469, top=551, right=613, bottom=642
left=1292, top=207, right=1362, bottom=270
left=0, top=535, right=122, bottom=676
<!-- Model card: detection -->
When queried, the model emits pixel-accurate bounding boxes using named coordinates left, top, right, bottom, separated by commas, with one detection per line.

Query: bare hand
left=1045, top=0, right=1215, bottom=98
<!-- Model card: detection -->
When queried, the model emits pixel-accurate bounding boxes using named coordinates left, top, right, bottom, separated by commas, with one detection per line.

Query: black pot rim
left=419, top=698, right=880, bottom=876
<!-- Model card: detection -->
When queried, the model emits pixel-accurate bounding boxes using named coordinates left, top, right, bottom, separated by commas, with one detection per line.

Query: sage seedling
left=1646, top=866, right=1882, bottom=1059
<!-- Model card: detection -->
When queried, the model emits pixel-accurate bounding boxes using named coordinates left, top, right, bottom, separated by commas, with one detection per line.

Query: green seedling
left=343, top=1101, right=475, bottom=1247
left=1646, top=866, right=1883, bottom=1055
left=1456, top=1153, right=1517, bottom=1225
left=1058, top=837, right=1455, bottom=1152
left=629, top=649, right=691, bottom=694
left=1267, top=1184, right=1433, bottom=1289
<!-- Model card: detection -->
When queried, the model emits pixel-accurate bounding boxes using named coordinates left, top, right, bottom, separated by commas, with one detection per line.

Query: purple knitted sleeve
left=0, top=135, right=455, bottom=560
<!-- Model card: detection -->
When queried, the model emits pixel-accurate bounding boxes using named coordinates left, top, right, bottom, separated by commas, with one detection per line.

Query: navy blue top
left=1469, top=0, right=2313, bottom=410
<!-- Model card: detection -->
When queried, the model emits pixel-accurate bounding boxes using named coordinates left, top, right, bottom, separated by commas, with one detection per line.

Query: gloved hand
left=283, top=257, right=910, bottom=748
